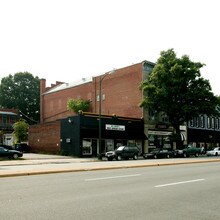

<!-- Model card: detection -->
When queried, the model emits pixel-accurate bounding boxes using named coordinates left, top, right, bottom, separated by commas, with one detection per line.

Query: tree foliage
left=140, top=49, right=219, bottom=146
left=13, top=119, right=28, bottom=143
left=67, top=99, right=90, bottom=113
left=0, top=72, right=40, bottom=124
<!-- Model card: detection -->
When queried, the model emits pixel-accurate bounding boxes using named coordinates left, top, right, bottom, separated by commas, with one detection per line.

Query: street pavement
left=1, top=153, right=220, bottom=178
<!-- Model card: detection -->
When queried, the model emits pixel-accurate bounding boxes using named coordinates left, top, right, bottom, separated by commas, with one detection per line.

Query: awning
left=181, top=133, right=186, bottom=141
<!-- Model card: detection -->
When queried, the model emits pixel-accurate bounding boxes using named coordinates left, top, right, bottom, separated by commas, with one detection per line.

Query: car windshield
left=116, top=146, right=125, bottom=151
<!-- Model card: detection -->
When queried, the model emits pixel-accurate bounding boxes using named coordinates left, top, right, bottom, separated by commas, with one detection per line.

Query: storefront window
left=116, top=139, right=127, bottom=148
left=106, top=139, right=114, bottom=152
left=82, top=139, right=92, bottom=155
left=148, top=132, right=172, bottom=150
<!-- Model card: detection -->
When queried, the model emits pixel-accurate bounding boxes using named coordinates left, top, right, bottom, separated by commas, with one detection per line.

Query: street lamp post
left=98, top=73, right=109, bottom=159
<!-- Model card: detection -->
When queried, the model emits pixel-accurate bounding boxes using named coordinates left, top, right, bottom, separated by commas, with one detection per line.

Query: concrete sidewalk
left=1, top=153, right=220, bottom=178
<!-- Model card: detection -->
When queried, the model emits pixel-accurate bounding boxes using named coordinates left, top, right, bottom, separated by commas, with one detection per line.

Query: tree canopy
left=67, top=99, right=90, bottom=113
left=0, top=72, right=40, bottom=124
left=140, top=49, right=219, bottom=146
left=13, top=119, right=28, bottom=143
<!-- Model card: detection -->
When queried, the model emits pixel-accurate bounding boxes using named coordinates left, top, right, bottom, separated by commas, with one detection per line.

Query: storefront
left=147, top=125, right=187, bottom=152
left=187, top=128, right=220, bottom=150
left=148, top=130, right=172, bottom=151
left=60, top=112, right=147, bottom=157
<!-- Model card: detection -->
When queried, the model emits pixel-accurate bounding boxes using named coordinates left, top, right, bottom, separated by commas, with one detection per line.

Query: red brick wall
left=93, top=63, right=143, bottom=118
left=29, top=121, right=60, bottom=154
left=41, top=82, right=93, bottom=123
left=40, top=62, right=144, bottom=123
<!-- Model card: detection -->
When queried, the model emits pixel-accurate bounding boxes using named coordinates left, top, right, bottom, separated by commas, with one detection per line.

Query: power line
left=19, top=110, right=39, bottom=123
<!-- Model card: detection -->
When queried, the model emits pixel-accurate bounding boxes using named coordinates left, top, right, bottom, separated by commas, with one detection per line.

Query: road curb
left=1, top=158, right=220, bottom=178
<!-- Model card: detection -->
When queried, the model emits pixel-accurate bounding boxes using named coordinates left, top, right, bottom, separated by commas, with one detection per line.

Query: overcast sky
left=0, top=0, right=219, bottom=94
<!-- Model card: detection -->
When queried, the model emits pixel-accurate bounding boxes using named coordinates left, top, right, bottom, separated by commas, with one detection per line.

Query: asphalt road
left=1, top=162, right=220, bottom=220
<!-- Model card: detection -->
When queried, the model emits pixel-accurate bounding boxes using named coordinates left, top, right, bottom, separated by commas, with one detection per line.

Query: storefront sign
left=148, top=131, right=172, bottom=136
left=155, top=123, right=168, bottom=129
left=106, top=124, right=125, bottom=131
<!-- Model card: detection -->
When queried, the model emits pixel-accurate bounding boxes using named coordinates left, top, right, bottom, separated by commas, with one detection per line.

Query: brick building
left=29, top=61, right=157, bottom=155
left=40, top=61, right=152, bottom=123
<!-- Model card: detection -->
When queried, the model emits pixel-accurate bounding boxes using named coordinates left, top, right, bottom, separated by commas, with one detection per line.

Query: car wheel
left=154, top=154, right=157, bottom=159
left=133, top=154, right=138, bottom=160
left=117, top=155, right=122, bottom=161
left=195, top=152, right=199, bottom=157
left=167, top=154, right=170, bottom=158
left=183, top=152, right=187, bottom=158
left=13, top=153, right=19, bottom=159
left=215, top=152, right=218, bottom=156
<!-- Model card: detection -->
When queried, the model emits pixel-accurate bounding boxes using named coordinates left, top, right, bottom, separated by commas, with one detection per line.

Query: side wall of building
left=93, top=63, right=143, bottom=118
left=41, top=82, right=93, bottom=123
left=29, top=121, right=60, bottom=154
left=40, top=62, right=144, bottom=124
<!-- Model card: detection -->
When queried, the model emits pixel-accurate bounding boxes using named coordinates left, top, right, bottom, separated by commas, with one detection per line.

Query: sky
left=0, top=0, right=220, bottom=94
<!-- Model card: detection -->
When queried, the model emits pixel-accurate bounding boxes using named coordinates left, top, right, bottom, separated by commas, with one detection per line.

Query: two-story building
left=0, top=108, right=19, bottom=145
left=187, top=114, right=220, bottom=151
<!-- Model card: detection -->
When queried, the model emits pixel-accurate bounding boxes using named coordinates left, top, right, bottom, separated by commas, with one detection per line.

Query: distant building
left=187, top=114, right=220, bottom=150
left=0, top=108, right=19, bottom=145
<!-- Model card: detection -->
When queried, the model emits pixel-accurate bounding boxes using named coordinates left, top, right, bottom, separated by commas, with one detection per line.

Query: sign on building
left=106, top=124, right=125, bottom=131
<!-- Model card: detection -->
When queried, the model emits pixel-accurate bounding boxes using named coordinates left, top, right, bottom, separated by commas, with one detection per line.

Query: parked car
left=143, top=148, right=173, bottom=159
left=105, top=146, right=140, bottom=161
left=14, top=143, right=30, bottom=152
left=206, top=147, right=220, bottom=156
left=0, top=144, right=14, bottom=150
left=174, top=144, right=201, bottom=158
left=0, top=147, right=23, bottom=159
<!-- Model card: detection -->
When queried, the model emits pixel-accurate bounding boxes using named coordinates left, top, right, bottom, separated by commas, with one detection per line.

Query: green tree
left=67, top=99, right=90, bottom=113
left=0, top=72, right=40, bottom=124
left=13, top=119, right=28, bottom=143
left=140, top=49, right=219, bottom=147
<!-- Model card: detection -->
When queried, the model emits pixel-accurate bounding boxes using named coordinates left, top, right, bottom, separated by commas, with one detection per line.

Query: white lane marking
left=85, top=174, right=141, bottom=181
left=155, top=178, right=205, bottom=188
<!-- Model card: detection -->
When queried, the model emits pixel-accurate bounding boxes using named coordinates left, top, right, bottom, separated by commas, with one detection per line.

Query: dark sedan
left=0, top=144, right=14, bottom=150
left=14, top=143, right=30, bottom=152
left=0, top=147, right=23, bottom=159
left=143, top=148, right=173, bottom=159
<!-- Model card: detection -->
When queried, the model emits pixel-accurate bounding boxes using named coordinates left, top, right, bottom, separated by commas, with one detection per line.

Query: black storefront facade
left=187, top=127, right=220, bottom=151
left=60, top=112, right=147, bottom=157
